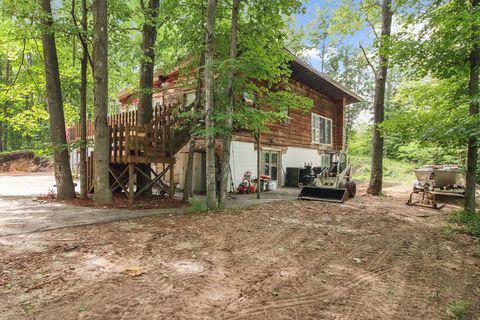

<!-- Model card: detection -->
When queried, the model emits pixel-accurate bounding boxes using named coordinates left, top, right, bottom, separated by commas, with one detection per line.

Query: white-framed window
left=153, top=96, right=163, bottom=109
left=311, top=113, right=332, bottom=145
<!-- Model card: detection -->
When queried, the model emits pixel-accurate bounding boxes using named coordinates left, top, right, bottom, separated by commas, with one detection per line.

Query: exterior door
left=263, top=150, right=280, bottom=181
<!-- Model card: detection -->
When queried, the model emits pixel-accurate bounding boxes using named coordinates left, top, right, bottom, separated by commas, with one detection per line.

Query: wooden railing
left=68, top=104, right=191, bottom=164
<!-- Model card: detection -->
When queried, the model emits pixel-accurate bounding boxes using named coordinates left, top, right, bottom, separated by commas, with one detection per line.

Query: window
left=153, top=96, right=163, bottom=108
left=311, top=113, right=332, bottom=145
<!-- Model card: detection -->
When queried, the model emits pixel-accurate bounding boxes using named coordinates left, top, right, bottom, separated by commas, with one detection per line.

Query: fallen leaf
left=124, top=266, right=146, bottom=277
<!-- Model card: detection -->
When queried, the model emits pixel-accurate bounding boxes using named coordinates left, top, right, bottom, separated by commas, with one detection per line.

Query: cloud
left=301, top=47, right=322, bottom=62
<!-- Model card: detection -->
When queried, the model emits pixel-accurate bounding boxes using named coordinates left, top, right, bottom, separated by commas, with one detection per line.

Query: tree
left=92, top=0, right=112, bottom=203
left=465, top=0, right=479, bottom=212
left=138, top=0, right=160, bottom=126
left=79, top=0, right=89, bottom=199
left=383, top=0, right=479, bottom=212
left=219, top=0, right=240, bottom=209
left=183, top=52, right=205, bottom=202
left=366, top=0, right=393, bottom=195
left=40, top=0, right=76, bottom=200
left=204, top=0, right=217, bottom=210
left=137, top=0, right=160, bottom=194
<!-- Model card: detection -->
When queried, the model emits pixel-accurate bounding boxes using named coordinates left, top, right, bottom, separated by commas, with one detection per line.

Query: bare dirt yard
left=1, top=185, right=479, bottom=319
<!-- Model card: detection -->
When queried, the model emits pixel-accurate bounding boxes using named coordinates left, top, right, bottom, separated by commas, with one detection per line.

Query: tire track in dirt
left=228, top=266, right=392, bottom=319
left=387, top=234, right=445, bottom=320
left=227, top=236, right=409, bottom=319
left=340, top=236, right=420, bottom=320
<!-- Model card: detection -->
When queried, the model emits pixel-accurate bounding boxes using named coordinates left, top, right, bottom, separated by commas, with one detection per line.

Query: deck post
left=170, top=159, right=175, bottom=198
left=128, top=163, right=135, bottom=200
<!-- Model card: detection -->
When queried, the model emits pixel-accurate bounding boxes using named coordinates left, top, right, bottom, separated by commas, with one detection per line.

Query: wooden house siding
left=234, top=79, right=344, bottom=152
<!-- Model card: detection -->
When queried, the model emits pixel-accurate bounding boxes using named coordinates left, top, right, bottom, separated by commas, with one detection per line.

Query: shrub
left=449, top=210, right=480, bottom=238
left=446, top=300, right=471, bottom=320
left=187, top=198, right=208, bottom=213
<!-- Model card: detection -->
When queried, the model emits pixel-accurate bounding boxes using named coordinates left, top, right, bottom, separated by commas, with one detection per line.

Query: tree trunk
left=367, top=0, right=392, bottom=196
left=183, top=52, right=205, bottom=202
left=79, top=0, right=88, bottom=199
left=256, top=133, right=261, bottom=200
left=92, top=0, right=112, bottom=203
left=3, top=61, right=10, bottom=151
left=183, top=140, right=196, bottom=201
left=464, top=0, right=479, bottom=213
left=40, top=0, right=76, bottom=200
left=204, top=0, right=217, bottom=210
left=138, top=0, right=159, bottom=126
left=219, top=0, right=240, bottom=209
left=137, top=0, right=160, bottom=194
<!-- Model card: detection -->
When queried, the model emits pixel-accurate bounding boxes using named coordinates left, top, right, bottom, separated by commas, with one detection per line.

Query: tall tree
left=138, top=0, right=160, bottom=126
left=92, top=0, right=112, bottom=203
left=367, top=0, right=393, bottom=195
left=137, top=0, right=160, bottom=194
left=183, top=52, right=205, bottom=202
left=465, top=0, right=479, bottom=212
left=205, top=0, right=217, bottom=210
left=219, top=0, right=240, bottom=209
left=40, top=0, right=76, bottom=200
left=79, top=0, right=88, bottom=199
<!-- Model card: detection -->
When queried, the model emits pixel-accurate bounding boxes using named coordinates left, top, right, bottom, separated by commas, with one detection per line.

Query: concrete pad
left=0, top=174, right=57, bottom=196
left=0, top=174, right=300, bottom=237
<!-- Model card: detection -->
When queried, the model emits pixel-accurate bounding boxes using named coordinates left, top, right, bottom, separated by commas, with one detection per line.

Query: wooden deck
left=68, top=104, right=190, bottom=165
left=68, top=104, right=191, bottom=199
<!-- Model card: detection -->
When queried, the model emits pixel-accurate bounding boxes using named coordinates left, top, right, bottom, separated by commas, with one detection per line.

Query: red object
left=237, top=171, right=256, bottom=194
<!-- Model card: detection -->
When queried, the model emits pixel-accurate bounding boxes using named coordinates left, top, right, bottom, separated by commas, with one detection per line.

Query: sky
left=293, top=0, right=372, bottom=70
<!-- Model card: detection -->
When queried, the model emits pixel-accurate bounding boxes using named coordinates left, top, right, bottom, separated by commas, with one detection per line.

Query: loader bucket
left=298, top=186, right=349, bottom=203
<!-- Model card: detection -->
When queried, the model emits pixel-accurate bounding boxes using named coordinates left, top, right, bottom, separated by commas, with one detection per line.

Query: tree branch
left=70, top=0, right=94, bottom=69
left=359, top=44, right=377, bottom=79
left=0, top=39, right=26, bottom=105
left=364, top=15, right=380, bottom=39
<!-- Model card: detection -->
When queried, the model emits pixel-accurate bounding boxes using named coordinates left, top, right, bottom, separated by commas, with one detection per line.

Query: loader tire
left=347, top=181, right=356, bottom=198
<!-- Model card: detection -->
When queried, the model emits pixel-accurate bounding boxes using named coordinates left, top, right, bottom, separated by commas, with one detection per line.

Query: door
left=263, top=150, right=280, bottom=181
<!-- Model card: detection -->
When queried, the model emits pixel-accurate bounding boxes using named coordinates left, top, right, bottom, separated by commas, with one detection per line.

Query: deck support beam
left=128, top=163, right=135, bottom=200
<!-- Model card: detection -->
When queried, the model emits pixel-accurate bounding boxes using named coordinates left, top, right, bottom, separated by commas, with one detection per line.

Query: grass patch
left=186, top=198, right=208, bottom=213
left=446, top=300, right=471, bottom=320
left=449, top=210, right=480, bottom=238
left=350, top=155, right=415, bottom=184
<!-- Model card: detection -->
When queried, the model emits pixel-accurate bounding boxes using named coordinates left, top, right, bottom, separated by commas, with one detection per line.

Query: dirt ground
left=1, top=185, right=480, bottom=319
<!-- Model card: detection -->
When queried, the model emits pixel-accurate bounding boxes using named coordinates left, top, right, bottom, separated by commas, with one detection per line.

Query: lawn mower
left=237, top=171, right=255, bottom=194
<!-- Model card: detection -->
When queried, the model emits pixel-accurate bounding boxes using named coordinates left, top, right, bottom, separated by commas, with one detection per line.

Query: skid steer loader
left=298, top=153, right=356, bottom=203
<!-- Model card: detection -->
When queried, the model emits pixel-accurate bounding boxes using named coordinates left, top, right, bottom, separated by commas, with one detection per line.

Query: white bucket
left=270, top=181, right=277, bottom=191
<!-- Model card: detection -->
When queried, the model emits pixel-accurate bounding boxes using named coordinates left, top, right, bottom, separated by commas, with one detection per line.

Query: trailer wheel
left=347, top=181, right=356, bottom=198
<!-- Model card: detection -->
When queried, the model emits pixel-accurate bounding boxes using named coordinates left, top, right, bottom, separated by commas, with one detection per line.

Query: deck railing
left=68, top=104, right=191, bottom=164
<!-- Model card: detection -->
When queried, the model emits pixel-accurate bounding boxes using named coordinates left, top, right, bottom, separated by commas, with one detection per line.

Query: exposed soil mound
left=0, top=151, right=52, bottom=173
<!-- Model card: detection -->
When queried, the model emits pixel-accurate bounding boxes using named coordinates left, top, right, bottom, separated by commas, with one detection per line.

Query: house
left=115, top=54, right=362, bottom=193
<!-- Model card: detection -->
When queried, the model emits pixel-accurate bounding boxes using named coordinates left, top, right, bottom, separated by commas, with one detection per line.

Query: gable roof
left=287, top=53, right=363, bottom=105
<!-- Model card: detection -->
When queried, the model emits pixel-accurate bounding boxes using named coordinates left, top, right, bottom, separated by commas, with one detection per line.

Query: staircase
left=69, top=103, right=192, bottom=197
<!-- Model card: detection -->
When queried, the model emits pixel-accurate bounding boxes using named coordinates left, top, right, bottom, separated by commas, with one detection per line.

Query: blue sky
left=294, top=0, right=372, bottom=70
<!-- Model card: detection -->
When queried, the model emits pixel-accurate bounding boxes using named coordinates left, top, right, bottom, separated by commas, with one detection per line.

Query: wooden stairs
left=68, top=104, right=191, bottom=199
